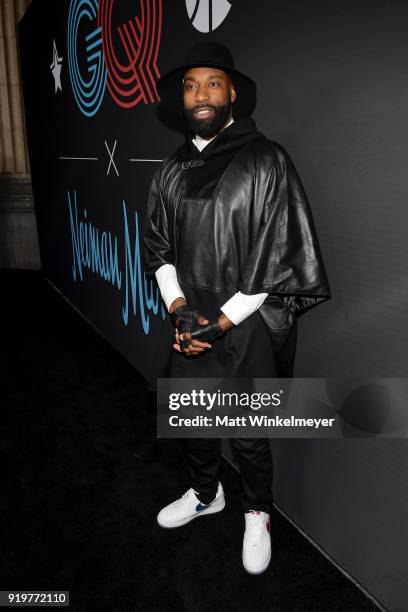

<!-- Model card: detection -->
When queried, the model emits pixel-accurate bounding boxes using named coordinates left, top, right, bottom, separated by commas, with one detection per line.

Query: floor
left=0, top=270, right=380, bottom=611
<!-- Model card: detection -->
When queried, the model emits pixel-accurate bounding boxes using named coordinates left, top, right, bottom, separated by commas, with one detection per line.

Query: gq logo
left=68, top=0, right=162, bottom=117
left=186, top=0, right=232, bottom=33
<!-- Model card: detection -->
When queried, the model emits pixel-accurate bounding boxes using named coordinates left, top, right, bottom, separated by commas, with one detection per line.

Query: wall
left=19, top=1, right=407, bottom=609
left=0, top=0, right=40, bottom=268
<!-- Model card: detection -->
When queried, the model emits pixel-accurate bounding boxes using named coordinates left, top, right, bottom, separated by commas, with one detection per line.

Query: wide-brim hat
left=157, top=42, right=257, bottom=118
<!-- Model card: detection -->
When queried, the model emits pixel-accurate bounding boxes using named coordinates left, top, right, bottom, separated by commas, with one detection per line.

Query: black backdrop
left=19, top=0, right=408, bottom=386
left=18, top=2, right=408, bottom=607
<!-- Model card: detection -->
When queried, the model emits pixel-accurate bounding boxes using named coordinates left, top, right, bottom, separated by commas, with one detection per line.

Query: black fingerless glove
left=171, top=304, right=207, bottom=350
left=190, top=320, right=225, bottom=343
left=170, top=305, right=204, bottom=332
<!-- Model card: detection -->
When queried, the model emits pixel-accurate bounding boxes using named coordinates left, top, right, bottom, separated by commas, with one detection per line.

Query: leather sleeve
left=143, top=167, right=173, bottom=276
left=238, top=148, right=331, bottom=315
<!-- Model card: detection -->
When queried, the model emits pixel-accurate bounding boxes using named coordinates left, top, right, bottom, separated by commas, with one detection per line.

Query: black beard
left=184, top=99, right=232, bottom=139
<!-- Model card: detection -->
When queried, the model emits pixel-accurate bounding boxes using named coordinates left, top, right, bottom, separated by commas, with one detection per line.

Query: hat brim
left=157, top=62, right=257, bottom=118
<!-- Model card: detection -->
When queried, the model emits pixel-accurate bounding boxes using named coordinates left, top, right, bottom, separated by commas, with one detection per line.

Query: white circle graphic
left=186, top=0, right=232, bottom=33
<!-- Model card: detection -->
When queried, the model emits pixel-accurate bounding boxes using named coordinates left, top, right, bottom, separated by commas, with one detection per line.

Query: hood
left=177, top=117, right=261, bottom=163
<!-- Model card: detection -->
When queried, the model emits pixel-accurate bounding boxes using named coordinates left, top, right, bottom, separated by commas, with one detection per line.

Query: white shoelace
left=177, top=488, right=199, bottom=506
left=246, top=512, right=265, bottom=545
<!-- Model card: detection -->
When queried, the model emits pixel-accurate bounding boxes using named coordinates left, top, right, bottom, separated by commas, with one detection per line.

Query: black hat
left=157, top=42, right=257, bottom=118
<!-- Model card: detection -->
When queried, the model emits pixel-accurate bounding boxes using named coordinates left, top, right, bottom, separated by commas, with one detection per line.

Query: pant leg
left=231, top=438, right=273, bottom=513
left=184, top=438, right=222, bottom=504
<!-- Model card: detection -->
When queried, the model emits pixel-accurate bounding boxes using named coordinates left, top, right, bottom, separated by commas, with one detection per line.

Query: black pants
left=170, top=302, right=296, bottom=517
left=184, top=437, right=273, bottom=513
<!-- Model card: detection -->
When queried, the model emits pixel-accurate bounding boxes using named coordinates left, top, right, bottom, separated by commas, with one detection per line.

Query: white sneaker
left=157, top=482, right=225, bottom=528
left=242, top=510, right=271, bottom=574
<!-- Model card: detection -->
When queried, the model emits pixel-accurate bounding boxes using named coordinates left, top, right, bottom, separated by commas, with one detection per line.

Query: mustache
left=193, top=104, right=216, bottom=111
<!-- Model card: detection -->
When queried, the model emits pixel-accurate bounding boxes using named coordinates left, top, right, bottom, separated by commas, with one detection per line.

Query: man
left=143, top=42, right=330, bottom=574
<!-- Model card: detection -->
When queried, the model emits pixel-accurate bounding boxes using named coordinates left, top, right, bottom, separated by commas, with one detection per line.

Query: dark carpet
left=0, top=270, right=379, bottom=612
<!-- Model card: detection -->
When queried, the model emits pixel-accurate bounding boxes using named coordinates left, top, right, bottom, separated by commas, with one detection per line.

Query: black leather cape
left=143, top=118, right=330, bottom=377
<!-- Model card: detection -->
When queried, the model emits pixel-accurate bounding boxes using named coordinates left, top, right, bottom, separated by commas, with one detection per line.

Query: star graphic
left=50, top=39, right=63, bottom=94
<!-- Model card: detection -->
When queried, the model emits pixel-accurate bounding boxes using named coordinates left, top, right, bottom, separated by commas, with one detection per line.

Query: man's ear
left=230, top=82, right=237, bottom=103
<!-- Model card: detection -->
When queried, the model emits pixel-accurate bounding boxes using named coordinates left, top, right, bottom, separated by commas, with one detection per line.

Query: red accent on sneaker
left=266, top=520, right=270, bottom=533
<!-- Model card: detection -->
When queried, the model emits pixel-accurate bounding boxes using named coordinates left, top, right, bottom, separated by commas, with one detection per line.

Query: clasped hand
left=171, top=304, right=227, bottom=356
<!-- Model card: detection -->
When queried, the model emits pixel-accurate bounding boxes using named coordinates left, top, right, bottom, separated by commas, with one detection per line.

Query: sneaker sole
left=242, top=547, right=271, bottom=575
left=157, top=496, right=226, bottom=529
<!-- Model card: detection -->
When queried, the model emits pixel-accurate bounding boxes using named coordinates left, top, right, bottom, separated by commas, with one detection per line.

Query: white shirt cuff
left=155, top=264, right=186, bottom=312
left=220, top=291, right=269, bottom=326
